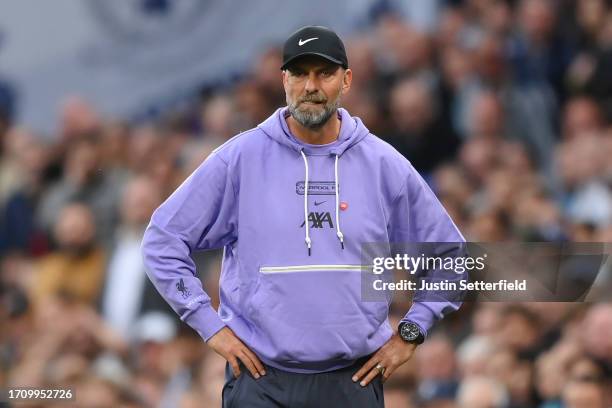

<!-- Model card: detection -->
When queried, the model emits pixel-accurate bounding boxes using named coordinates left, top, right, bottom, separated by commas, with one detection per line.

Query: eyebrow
left=288, top=65, right=340, bottom=74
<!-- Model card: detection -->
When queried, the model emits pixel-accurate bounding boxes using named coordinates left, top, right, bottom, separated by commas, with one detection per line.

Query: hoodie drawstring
left=334, top=154, right=344, bottom=250
left=300, top=150, right=345, bottom=255
left=300, top=150, right=312, bottom=256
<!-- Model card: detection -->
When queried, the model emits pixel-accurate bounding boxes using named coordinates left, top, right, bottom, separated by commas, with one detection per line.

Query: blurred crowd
left=1, top=0, right=612, bottom=407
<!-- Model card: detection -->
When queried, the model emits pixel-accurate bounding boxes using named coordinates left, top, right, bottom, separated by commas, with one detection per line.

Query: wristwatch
left=398, top=321, right=425, bottom=345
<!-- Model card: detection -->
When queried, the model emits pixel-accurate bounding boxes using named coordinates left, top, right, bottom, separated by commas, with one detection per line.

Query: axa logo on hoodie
left=300, top=212, right=334, bottom=228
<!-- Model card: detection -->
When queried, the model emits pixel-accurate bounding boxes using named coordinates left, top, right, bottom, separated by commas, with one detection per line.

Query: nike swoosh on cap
left=298, top=37, right=318, bottom=46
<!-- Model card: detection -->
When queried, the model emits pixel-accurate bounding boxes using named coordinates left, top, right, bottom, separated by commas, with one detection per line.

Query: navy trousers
left=221, top=355, right=385, bottom=407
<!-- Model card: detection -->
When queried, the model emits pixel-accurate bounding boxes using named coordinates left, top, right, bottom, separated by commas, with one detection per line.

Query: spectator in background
left=98, top=120, right=132, bottom=185
left=127, top=124, right=162, bottom=176
left=415, top=336, right=459, bottom=404
left=457, top=335, right=496, bottom=378
left=232, top=81, right=272, bottom=130
left=383, top=386, right=414, bottom=408
left=6, top=295, right=127, bottom=396
left=508, top=0, right=574, bottom=101
left=0, top=128, right=50, bottom=256
left=58, top=96, right=102, bottom=146
left=565, top=1, right=612, bottom=120
left=178, top=139, right=218, bottom=177
left=344, top=37, right=381, bottom=96
left=562, top=96, right=606, bottom=140
left=455, top=31, right=557, bottom=173
left=100, top=176, right=172, bottom=341
left=486, top=348, right=534, bottom=407
left=126, top=123, right=184, bottom=198
left=0, top=127, right=29, bottom=210
left=581, top=303, right=612, bottom=372
left=456, top=376, right=509, bottom=408
left=561, top=379, right=608, bottom=408
left=343, top=37, right=386, bottom=134
left=386, top=77, right=459, bottom=175
left=37, top=137, right=121, bottom=245
left=33, top=203, right=105, bottom=308
left=556, top=128, right=612, bottom=227
left=466, top=91, right=505, bottom=140
left=0, top=79, right=15, bottom=138
left=71, top=376, right=123, bottom=408
left=496, top=305, right=542, bottom=355
left=432, top=163, right=474, bottom=227
left=200, top=93, right=237, bottom=144
left=375, top=16, right=437, bottom=85
left=458, top=134, right=498, bottom=186
left=230, top=48, right=287, bottom=132
left=536, top=340, right=583, bottom=407
left=41, top=96, right=103, bottom=184
left=251, top=47, right=286, bottom=111
left=130, top=312, right=179, bottom=407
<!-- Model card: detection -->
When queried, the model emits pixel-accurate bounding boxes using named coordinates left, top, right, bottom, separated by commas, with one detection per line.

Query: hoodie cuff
left=402, top=302, right=438, bottom=338
left=183, top=304, right=226, bottom=342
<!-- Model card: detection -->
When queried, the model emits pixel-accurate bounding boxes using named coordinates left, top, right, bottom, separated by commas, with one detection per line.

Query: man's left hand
left=352, top=333, right=417, bottom=386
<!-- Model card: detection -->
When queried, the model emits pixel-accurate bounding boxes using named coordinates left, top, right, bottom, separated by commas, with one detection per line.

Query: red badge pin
left=339, top=201, right=348, bottom=211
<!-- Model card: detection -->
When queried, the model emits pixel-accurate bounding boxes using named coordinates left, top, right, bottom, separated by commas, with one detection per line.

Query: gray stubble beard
left=287, top=92, right=342, bottom=130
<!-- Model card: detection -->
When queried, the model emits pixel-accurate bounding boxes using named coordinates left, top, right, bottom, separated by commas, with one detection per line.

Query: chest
left=237, top=154, right=389, bottom=255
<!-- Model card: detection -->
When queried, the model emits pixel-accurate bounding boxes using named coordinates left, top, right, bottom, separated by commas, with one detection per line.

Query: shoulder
left=357, top=133, right=414, bottom=176
left=359, top=133, right=401, bottom=157
left=210, top=127, right=268, bottom=164
left=212, top=128, right=263, bottom=155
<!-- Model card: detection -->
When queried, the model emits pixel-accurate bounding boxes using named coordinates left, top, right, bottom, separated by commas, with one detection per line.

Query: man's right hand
left=207, top=327, right=267, bottom=379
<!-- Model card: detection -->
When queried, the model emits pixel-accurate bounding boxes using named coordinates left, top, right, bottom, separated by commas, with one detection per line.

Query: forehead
left=286, top=55, right=340, bottom=72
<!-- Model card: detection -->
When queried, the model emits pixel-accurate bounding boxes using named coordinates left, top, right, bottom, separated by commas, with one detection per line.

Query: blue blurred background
left=0, top=1, right=611, bottom=407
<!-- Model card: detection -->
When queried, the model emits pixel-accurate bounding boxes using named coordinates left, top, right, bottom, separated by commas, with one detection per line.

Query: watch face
left=400, top=322, right=421, bottom=342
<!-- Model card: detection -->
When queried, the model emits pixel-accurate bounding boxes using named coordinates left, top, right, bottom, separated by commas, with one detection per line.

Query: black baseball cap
left=281, top=25, right=348, bottom=70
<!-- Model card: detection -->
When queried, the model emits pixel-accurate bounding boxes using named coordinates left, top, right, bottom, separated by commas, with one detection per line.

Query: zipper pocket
left=259, top=264, right=371, bottom=274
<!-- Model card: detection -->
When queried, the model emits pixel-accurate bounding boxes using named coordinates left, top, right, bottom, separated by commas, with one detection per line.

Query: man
left=142, top=25, right=464, bottom=407
left=100, top=176, right=174, bottom=341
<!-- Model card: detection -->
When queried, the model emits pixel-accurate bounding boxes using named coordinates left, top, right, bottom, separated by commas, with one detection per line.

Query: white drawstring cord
left=300, top=150, right=312, bottom=256
left=300, top=151, right=345, bottom=254
left=334, top=154, right=344, bottom=250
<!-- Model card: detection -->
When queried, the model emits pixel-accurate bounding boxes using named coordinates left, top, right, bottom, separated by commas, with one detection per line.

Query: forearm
left=141, top=221, right=226, bottom=341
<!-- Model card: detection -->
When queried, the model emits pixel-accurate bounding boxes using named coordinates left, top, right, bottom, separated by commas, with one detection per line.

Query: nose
left=304, top=71, right=319, bottom=93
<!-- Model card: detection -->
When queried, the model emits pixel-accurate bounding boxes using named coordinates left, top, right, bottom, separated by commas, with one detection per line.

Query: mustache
left=299, top=94, right=327, bottom=104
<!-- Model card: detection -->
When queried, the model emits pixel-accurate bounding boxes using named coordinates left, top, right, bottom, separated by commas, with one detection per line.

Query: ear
left=282, top=70, right=288, bottom=87
left=341, top=68, right=352, bottom=95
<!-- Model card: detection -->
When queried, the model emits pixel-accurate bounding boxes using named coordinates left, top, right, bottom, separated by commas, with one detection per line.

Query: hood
left=257, top=106, right=370, bottom=156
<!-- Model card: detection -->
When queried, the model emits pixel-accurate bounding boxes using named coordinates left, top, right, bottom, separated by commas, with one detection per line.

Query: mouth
left=300, top=101, right=325, bottom=106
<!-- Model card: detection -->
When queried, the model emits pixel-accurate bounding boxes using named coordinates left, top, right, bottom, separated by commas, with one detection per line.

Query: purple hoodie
left=141, top=107, right=465, bottom=373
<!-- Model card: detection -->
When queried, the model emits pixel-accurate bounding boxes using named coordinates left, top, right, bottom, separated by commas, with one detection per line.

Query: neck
left=287, top=111, right=341, bottom=145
